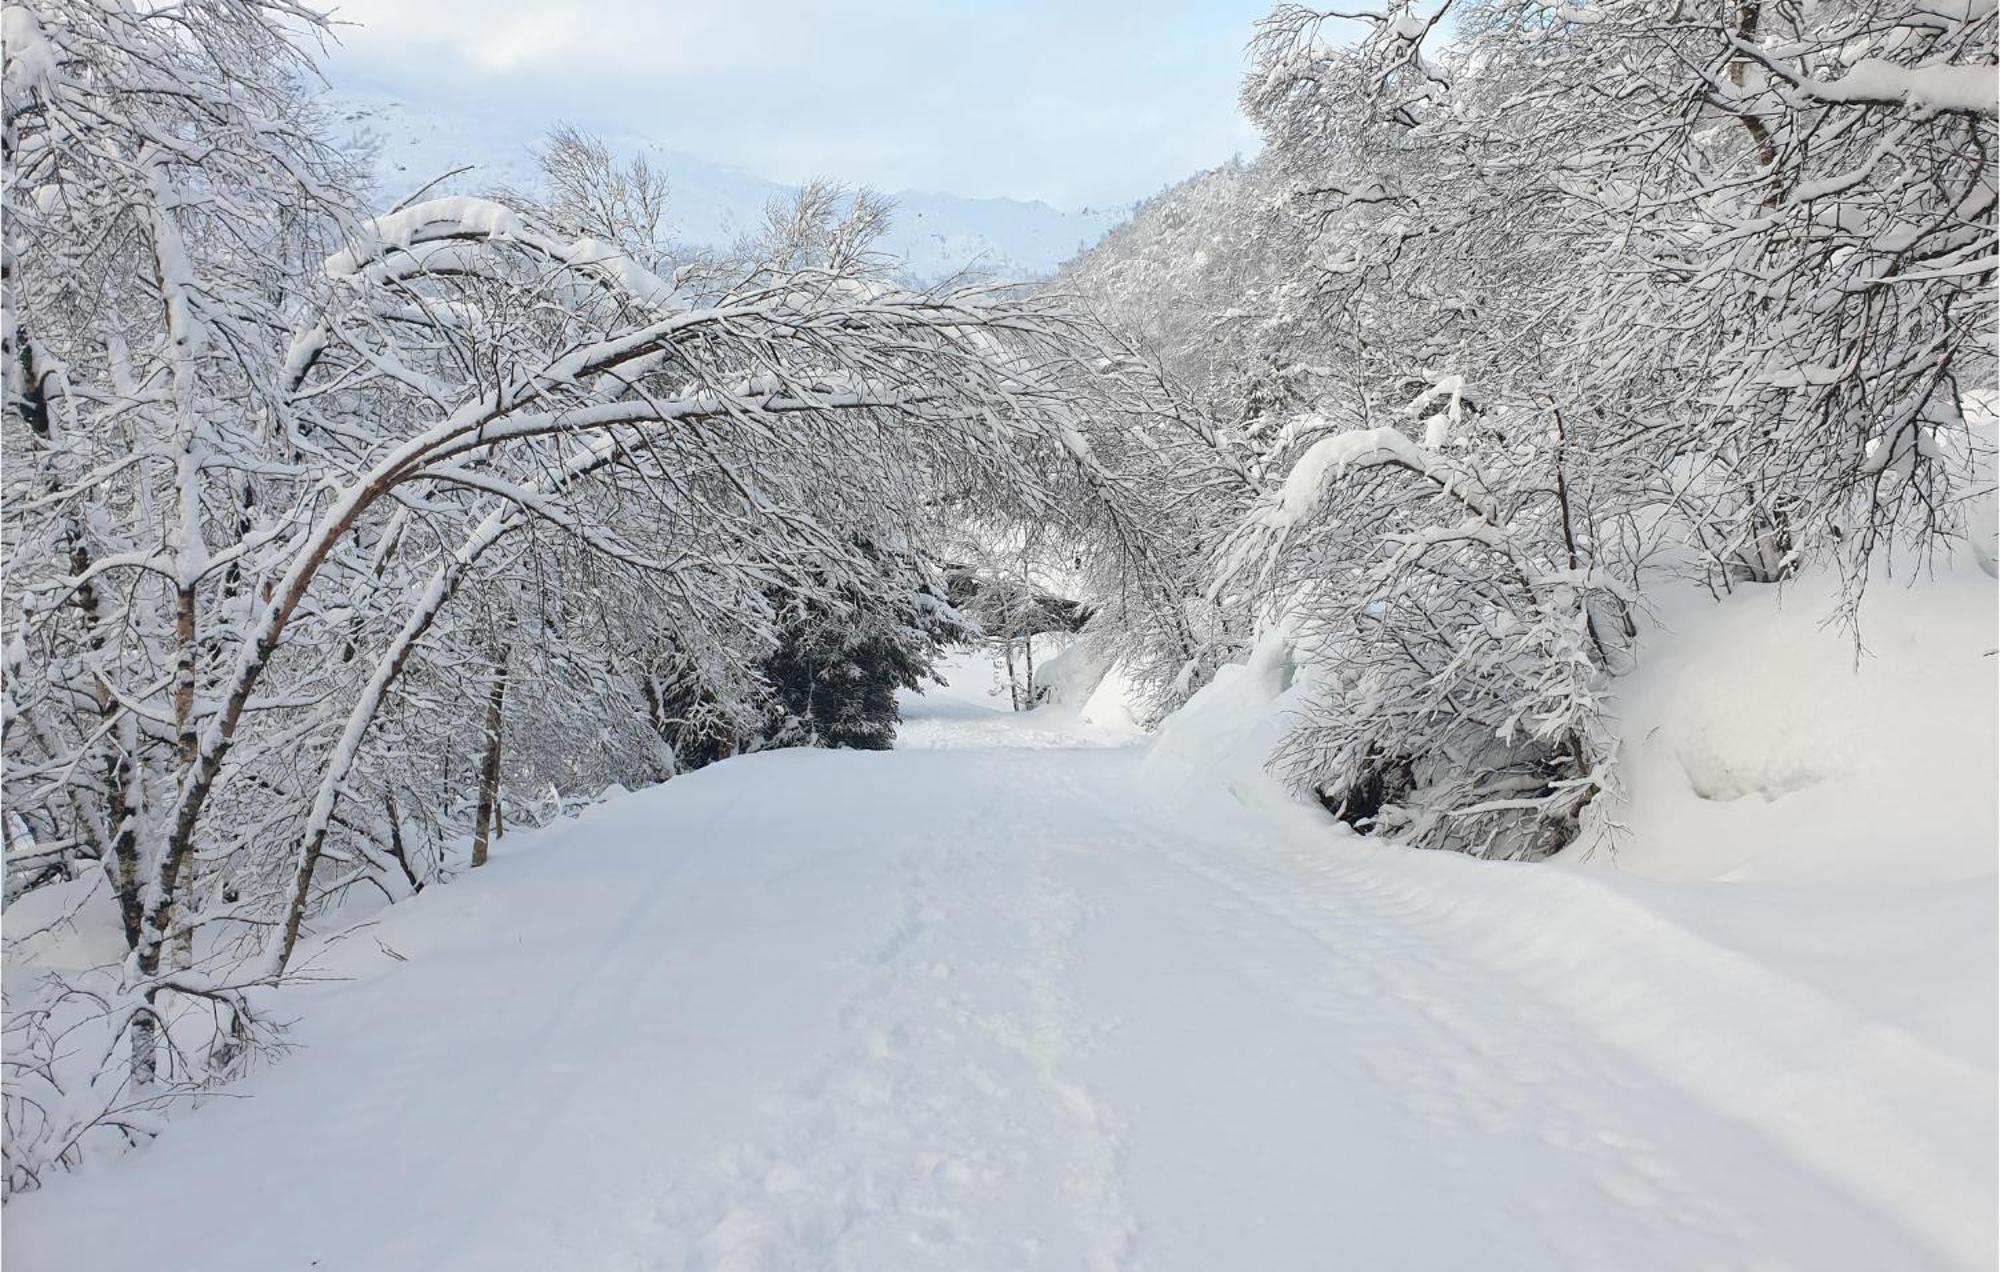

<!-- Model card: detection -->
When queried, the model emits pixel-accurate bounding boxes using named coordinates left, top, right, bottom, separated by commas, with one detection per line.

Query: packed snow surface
left=7, top=647, right=1993, bottom=1271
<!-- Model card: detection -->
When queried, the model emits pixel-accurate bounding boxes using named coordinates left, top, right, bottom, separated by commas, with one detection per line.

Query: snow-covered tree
left=0, top=1, right=1203, bottom=1188
left=1059, top=0, right=1992, bottom=858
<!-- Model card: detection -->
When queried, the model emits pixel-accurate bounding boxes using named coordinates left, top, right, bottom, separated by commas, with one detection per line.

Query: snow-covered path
left=8, top=666, right=1992, bottom=1271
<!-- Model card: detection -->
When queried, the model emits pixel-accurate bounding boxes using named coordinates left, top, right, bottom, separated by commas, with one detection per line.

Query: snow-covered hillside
left=11, top=580, right=1993, bottom=1270
left=325, top=87, right=1131, bottom=282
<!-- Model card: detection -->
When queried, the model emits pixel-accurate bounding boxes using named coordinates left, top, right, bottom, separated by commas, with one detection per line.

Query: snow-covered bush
left=1220, top=418, right=1634, bottom=858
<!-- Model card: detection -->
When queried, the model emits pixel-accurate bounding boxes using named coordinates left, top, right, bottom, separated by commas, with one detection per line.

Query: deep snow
left=6, top=630, right=1994, bottom=1271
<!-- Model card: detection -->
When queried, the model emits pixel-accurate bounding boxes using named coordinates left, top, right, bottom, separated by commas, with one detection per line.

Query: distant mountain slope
left=324, top=88, right=1131, bottom=283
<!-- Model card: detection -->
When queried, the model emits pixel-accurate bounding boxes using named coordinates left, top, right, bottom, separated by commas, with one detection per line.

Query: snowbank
left=1033, top=635, right=1115, bottom=706
left=1142, top=558, right=1995, bottom=889
left=1133, top=563, right=1996, bottom=1266
left=1578, top=563, right=1997, bottom=886
left=1076, top=661, right=1148, bottom=735
left=1141, top=627, right=1311, bottom=814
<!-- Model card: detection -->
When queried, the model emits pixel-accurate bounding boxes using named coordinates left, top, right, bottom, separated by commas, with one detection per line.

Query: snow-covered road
left=8, top=663, right=1992, bottom=1271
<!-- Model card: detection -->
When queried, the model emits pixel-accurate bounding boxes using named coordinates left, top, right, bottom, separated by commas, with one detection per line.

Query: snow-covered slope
left=9, top=640, right=1993, bottom=1271
left=1135, top=561, right=1998, bottom=1260
left=1577, top=565, right=1996, bottom=888
left=325, top=88, right=1130, bottom=282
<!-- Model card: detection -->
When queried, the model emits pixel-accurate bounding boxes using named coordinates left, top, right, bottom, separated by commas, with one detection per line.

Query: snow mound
left=1591, top=563, right=1997, bottom=885
left=1142, top=629, right=1306, bottom=812
left=1132, top=573, right=1996, bottom=1266
left=1077, top=660, right=1147, bottom=735
left=1665, top=647, right=1852, bottom=804
left=1033, top=636, right=1115, bottom=706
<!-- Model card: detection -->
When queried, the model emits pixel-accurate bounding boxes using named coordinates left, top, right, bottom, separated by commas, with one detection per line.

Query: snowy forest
left=2, top=1, right=1995, bottom=1269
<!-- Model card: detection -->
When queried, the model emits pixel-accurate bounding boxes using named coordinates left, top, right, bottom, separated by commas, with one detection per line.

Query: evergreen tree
left=759, top=546, right=971, bottom=752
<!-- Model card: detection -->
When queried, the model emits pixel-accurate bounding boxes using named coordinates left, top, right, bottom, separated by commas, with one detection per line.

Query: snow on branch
left=1267, top=421, right=1497, bottom=530
left=326, top=196, right=684, bottom=309
left=1762, top=53, right=1998, bottom=119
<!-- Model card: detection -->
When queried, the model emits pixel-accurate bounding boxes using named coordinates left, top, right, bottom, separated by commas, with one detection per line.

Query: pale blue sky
left=318, top=1, right=1281, bottom=209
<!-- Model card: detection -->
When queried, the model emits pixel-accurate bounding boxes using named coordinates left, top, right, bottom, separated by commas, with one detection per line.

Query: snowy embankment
left=1135, top=562, right=1997, bottom=1264
left=6, top=575, right=1994, bottom=1272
